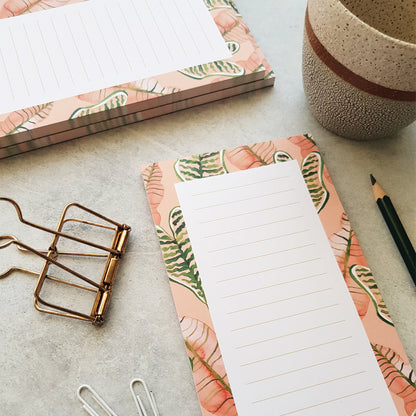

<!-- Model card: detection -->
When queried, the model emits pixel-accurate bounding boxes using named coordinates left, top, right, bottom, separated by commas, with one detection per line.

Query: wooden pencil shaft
left=376, top=196, right=416, bottom=282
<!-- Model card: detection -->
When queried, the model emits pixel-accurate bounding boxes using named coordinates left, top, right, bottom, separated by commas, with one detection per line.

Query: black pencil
left=370, top=174, right=416, bottom=284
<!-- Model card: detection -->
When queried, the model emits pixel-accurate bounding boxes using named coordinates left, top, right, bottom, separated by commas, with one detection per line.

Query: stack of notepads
left=0, top=0, right=274, bottom=159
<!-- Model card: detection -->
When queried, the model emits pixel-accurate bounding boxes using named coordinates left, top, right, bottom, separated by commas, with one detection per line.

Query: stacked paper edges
left=0, top=0, right=274, bottom=159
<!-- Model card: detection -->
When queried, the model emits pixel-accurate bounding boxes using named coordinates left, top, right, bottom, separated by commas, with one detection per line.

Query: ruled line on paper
left=352, top=408, right=381, bottom=415
left=9, top=27, right=29, bottom=95
left=104, top=5, right=133, bottom=71
left=221, top=272, right=326, bottom=299
left=236, top=320, right=346, bottom=349
left=217, top=257, right=321, bottom=283
left=213, top=243, right=316, bottom=268
left=231, top=303, right=339, bottom=332
left=185, top=0, right=215, bottom=51
left=119, top=3, right=145, bottom=66
left=91, top=12, right=118, bottom=73
left=162, top=2, right=187, bottom=56
left=279, top=389, right=374, bottom=416
left=203, top=216, right=304, bottom=238
left=209, top=229, right=309, bottom=253
left=195, top=189, right=295, bottom=210
left=200, top=201, right=300, bottom=224
left=0, top=0, right=231, bottom=115
left=246, top=352, right=359, bottom=384
left=0, top=47, right=13, bottom=98
left=144, top=0, right=174, bottom=61
left=37, top=20, right=59, bottom=87
left=175, top=161, right=398, bottom=415
left=64, top=15, right=90, bottom=81
left=78, top=12, right=104, bottom=78
left=172, top=0, right=198, bottom=53
left=226, top=287, right=332, bottom=315
left=130, top=0, right=160, bottom=64
left=52, top=19, right=76, bottom=85
left=253, top=371, right=366, bottom=404
left=23, top=23, right=45, bottom=92
left=192, top=176, right=293, bottom=196
left=240, top=336, right=353, bottom=367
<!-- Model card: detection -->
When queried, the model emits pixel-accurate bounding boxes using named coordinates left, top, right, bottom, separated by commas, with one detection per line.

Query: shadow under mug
left=302, top=0, right=416, bottom=140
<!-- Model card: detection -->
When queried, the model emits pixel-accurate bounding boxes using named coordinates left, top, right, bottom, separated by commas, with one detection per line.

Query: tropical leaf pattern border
left=142, top=134, right=415, bottom=416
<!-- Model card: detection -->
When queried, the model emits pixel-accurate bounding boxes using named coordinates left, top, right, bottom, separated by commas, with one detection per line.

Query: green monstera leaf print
left=179, top=61, right=244, bottom=79
left=350, top=265, right=393, bottom=326
left=70, top=90, right=127, bottom=118
left=301, top=151, right=329, bottom=213
left=157, top=207, right=206, bottom=304
left=273, top=150, right=292, bottom=163
left=203, top=0, right=239, bottom=14
left=225, top=40, right=240, bottom=55
left=174, top=151, right=227, bottom=181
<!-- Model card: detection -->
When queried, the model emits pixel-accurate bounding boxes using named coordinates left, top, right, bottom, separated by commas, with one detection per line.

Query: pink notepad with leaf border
left=141, top=134, right=416, bottom=416
left=0, top=0, right=274, bottom=158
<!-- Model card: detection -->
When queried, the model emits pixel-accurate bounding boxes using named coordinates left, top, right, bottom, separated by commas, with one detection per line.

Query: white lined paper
left=0, top=0, right=231, bottom=115
left=175, top=161, right=398, bottom=416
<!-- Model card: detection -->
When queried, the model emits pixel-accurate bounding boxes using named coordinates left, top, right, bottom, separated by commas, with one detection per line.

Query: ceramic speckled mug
left=303, top=0, right=416, bottom=140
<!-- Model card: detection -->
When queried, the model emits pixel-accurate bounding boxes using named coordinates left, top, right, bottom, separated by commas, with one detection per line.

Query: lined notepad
left=0, top=0, right=231, bottom=115
left=175, top=161, right=398, bottom=416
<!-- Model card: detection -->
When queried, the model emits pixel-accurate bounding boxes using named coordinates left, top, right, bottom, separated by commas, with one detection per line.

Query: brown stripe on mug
left=305, top=7, right=416, bottom=102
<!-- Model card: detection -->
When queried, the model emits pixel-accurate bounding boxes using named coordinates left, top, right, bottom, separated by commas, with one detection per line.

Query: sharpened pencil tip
left=370, top=174, right=376, bottom=185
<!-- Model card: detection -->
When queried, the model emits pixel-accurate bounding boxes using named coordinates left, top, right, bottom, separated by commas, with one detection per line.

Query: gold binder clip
left=0, top=197, right=131, bottom=326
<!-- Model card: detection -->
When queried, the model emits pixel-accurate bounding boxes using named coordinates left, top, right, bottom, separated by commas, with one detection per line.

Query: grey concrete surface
left=0, top=1, right=415, bottom=415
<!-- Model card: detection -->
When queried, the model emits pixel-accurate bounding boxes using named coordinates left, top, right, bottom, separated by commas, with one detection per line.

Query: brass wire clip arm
left=0, top=197, right=131, bottom=325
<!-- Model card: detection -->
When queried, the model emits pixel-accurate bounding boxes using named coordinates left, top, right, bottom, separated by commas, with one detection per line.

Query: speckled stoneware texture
left=303, top=0, right=416, bottom=140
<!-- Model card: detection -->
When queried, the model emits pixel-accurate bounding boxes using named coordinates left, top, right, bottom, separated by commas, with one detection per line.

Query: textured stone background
left=0, top=1, right=415, bottom=415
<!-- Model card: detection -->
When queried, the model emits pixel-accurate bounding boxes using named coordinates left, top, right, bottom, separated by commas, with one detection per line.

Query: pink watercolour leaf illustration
left=288, top=134, right=318, bottom=157
left=290, top=134, right=332, bottom=185
left=0, top=103, right=53, bottom=135
left=330, top=213, right=370, bottom=317
left=78, top=79, right=179, bottom=103
left=372, top=344, right=416, bottom=415
left=123, top=78, right=180, bottom=101
left=214, top=10, right=251, bottom=44
left=181, top=317, right=237, bottom=416
left=226, top=141, right=277, bottom=169
left=0, top=0, right=74, bottom=18
left=142, top=163, right=164, bottom=226
left=330, top=212, right=367, bottom=276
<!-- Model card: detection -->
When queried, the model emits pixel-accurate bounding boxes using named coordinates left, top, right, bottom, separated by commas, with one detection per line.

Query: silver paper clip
left=77, top=385, right=118, bottom=416
left=130, top=378, right=160, bottom=416
left=77, top=379, right=159, bottom=416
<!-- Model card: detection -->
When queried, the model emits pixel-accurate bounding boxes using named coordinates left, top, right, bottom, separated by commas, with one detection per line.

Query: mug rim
left=334, top=0, right=416, bottom=49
